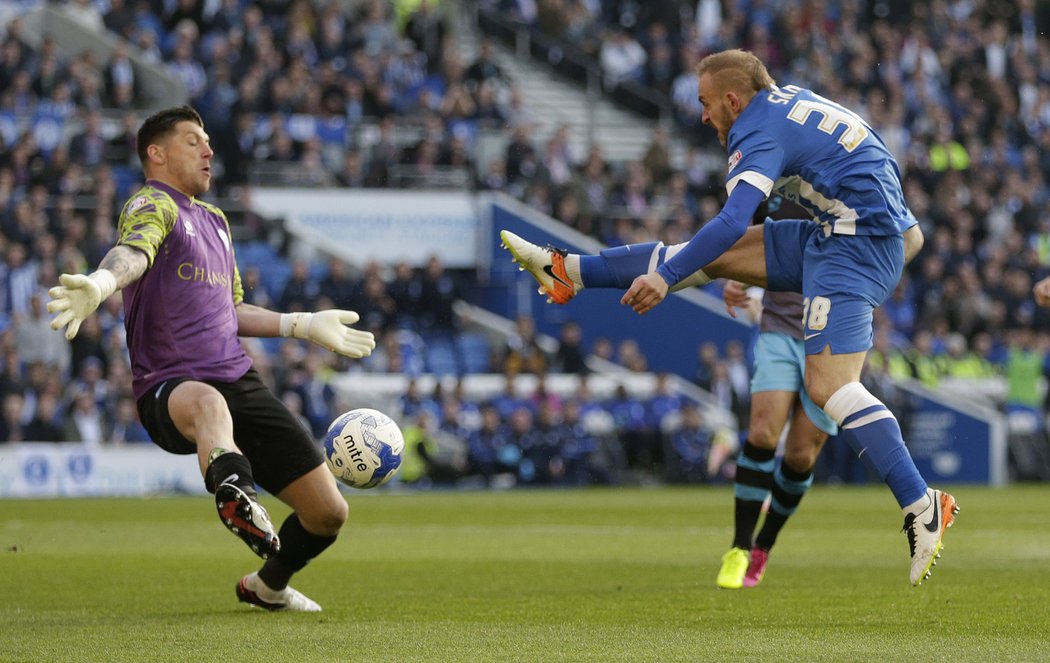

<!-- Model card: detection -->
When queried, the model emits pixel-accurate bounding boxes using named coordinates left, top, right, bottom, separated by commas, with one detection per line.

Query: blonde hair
left=696, top=49, right=776, bottom=95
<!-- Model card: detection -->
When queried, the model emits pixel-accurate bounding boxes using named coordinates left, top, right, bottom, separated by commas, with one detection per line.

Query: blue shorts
left=750, top=332, right=838, bottom=436
left=764, top=220, right=904, bottom=355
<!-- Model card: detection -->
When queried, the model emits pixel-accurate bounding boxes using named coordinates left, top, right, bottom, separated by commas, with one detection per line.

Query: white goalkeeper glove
left=280, top=309, right=376, bottom=358
left=47, top=270, right=118, bottom=340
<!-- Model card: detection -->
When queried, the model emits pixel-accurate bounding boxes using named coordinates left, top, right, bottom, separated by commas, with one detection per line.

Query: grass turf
left=2, top=485, right=1049, bottom=662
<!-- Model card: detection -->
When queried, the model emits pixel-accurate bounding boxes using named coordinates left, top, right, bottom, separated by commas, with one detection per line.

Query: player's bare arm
left=235, top=302, right=376, bottom=358
left=234, top=302, right=283, bottom=337
left=99, top=244, right=150, bottom=288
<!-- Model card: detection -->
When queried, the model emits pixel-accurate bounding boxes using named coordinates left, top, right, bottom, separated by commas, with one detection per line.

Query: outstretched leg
left=500, top=226, right=769, bottom=305
left=166, top=380, right=280, bottom=559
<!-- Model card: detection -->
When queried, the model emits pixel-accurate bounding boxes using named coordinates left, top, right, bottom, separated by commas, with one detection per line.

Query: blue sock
left=825, top=383, right=927, bottom=509
left=842, top=406, right=927, bottom=508
left=579, top=242, right=661, bottom=288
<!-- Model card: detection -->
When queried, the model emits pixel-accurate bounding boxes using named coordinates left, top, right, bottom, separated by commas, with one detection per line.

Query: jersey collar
left=146, top=179, right=195, bottom=208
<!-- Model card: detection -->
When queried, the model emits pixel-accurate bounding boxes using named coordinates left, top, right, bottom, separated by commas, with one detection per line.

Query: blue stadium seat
left=425, top=339, right=460, bottom=376
left=456, top=332, right=492, bottom=374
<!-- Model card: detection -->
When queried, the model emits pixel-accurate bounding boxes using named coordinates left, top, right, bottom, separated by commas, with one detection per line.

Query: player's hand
left=621, top=273, right=669, bottom=315
left=1035, top=277, right=1050, bottom=307
left=722, top=280, right=749, bottom=318
left=47, top=273, right=108, bottom=340
left=303, top=310, right=376, bottom=358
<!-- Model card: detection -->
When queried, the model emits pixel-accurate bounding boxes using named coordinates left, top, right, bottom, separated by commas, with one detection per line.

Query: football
left=322, top=408, right=405, bottom=489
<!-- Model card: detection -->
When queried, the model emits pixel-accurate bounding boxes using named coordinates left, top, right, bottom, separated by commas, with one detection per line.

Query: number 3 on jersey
left=787, top=97, right=869, bottom=152
left=803, top=296, right=831, bottom=331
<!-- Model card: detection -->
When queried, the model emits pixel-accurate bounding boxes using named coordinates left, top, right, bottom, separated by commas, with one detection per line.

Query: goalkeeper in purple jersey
left=48, top=106, right=375, bottom=612
left=502, top=49, right=958, bottom=586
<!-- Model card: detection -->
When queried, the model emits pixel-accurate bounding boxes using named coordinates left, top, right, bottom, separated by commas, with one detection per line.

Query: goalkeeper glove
left=280, top=310, right=376, bottom=358
left=47, top=270, right=117, bottom=340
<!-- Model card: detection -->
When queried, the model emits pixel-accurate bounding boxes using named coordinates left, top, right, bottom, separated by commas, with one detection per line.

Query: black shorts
left=137, top=368, right=325, bottom=494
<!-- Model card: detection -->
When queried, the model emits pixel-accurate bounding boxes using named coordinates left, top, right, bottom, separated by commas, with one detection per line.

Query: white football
left=322, top=408, right=404, bottom=489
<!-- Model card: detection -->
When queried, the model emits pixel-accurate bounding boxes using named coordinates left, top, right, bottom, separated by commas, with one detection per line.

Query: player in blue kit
left=502, top=49, right=958, bottom=585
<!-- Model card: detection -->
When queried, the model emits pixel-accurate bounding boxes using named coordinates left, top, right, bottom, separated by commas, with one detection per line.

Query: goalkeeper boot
left=742, top=547, right=768, bottom=588
left=237, top=573, right=322, bottom=612
left=903, top=488, right=959, bottom=586
left=216, top=481, right=281, bottom=559
left=716, top=547, right=750, bottom=589
left=500, top=230, right=581, bottom=304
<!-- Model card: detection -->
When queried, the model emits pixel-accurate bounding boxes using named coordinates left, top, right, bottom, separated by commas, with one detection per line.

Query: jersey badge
left=127, top=196, right=149, bottom=214
left=727, top=150, right=742, bottom=172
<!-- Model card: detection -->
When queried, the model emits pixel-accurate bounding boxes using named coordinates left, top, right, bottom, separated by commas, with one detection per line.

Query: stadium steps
left=449, top=1, right=687, bottom=168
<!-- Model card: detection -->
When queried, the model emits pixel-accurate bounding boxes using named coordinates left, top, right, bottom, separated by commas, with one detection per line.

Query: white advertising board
left=251, top=189, right=478, bottom=268
left=0, top=444, right=207, bottom=498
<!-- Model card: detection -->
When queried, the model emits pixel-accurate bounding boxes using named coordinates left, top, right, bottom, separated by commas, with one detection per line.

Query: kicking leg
left=167, top=381, right=280, bottom=559
left=499, top=226, right=768, bottom=305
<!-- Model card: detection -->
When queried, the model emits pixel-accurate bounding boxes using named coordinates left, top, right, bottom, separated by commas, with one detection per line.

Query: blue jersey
left=656, top=85, right=917, bottom=289
left=726, top=85, right=916, bottom=236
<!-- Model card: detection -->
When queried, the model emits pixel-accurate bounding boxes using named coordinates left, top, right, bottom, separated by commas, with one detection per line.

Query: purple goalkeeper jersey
left=118, top=180, right=251, bottom=400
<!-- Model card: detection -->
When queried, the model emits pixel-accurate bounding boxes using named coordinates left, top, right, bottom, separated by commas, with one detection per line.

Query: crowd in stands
left=487, top=1, right=1050, bottom=405
left=392, top=370, right=738, bottom=488
left=1, top=0, right=1049, bottom=482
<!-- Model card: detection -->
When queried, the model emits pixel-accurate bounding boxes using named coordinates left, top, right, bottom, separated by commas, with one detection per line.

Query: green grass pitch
left=2, top=485, right=1049, bottom=662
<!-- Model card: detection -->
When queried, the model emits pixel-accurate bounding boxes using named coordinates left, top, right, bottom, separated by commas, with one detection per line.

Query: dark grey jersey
left=760, top=290, right=804, bottom=339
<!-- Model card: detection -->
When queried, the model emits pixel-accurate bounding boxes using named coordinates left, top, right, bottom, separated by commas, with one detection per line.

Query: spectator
left=63, top=388, right=107, bottom=447
left=14, top=292, right=70, bottom=372
left=503, top=314, right=549, bottom=375
left=553, top=321, right=588, bottom=374
left=25, top=391, right=64, bottom=442
left=599, top=27, right=647, bottom=88
left=108, top=395, right=151, bottom=443
left=0, top=391, right=26, bottom=443
left=278, top=258, right=319, bottom=313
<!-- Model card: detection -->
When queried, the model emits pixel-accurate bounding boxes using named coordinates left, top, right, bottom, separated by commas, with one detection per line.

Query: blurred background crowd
left=1, top=0, right=1049, bottom=484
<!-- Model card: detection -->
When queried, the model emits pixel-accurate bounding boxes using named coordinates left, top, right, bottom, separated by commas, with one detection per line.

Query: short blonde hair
left=696, top=49, right=776, bottom=95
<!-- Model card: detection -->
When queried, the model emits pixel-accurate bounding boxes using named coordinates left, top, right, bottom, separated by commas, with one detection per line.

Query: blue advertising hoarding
left=900, top=381, right=1007, bottom=485
left=479, top=193, right=754, bottom=379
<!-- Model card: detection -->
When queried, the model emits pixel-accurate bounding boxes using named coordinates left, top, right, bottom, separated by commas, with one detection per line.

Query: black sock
left=258, top=514, right=338, bottom=591
left=754, top=511, right=788, bottom=551
left=733, top=499, right=764, bottom=550
left=204, top=451, right=257, bottom=496
left=755, top=462, right=813, bottom=551
left=732, top=440, right=775, bottom=550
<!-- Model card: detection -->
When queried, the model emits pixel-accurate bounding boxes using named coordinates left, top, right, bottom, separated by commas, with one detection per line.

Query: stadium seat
left=456, top=332, right=492, bottom=374
left=425, top=339, right=460, bottom=376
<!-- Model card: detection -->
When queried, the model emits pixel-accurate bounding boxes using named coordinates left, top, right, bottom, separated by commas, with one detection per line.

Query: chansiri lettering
left=177, top=262, right=231, bottom=287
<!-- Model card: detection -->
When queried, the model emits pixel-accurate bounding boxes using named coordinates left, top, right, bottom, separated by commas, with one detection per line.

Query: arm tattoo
left=99, top=245, right=149, bottom=288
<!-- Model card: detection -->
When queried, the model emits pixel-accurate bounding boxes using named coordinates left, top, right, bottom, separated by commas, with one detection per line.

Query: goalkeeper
left=48, top=106, right=374, bottom=612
